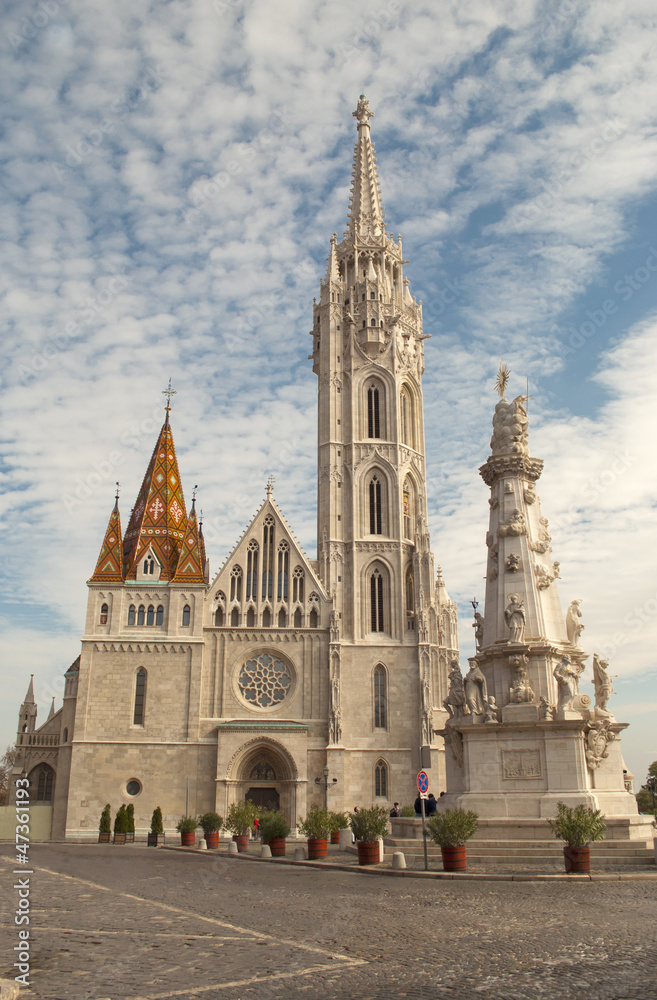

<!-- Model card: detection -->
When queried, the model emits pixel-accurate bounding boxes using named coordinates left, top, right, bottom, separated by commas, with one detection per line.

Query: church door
left=246, top=788, right=280, bottom=812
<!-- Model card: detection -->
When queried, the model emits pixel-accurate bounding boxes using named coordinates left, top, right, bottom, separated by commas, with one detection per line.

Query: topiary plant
left=349, top=805, right=390, bottom=843
left=150, top=807, right=164, bottom=835
left=99, top=804, right=111, bottom=834
left=114, top=804, right=128, bottom=833
left=258, top=810, right=291, bottom=843
left=298, top=805, right=330, bottom=840
left=198, top=812, right=223, bottom=835
left=547, top=802, right=606, bottom=847
left=126, top=803, right=135, bottom=833
left=426, top=808, right=478, bottom=848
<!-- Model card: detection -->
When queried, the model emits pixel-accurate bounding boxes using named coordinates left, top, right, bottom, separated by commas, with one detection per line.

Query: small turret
left=89, top=488, right=124, bottom=583
left=17, top=675, right=37, bottom=743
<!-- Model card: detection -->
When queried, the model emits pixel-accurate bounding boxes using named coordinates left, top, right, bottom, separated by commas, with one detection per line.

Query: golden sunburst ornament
left=494, top=363, right=510, bottom=398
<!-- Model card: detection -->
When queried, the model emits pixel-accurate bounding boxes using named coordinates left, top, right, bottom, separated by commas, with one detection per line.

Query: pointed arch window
left=63, top=727, right=68, bottom=743
left=278, top=608, right=287, bottom=627
left=400, top=385, right=416, bottom=449
left=156, top=605, right=164, bottom=626
left=369, top=476, right=382, bottom=535
left=402, top=477, right=415, bottom=539
left=293, top=607, right=302, bottom=628
left=277, top=541, right=289, bottom=601
left=146, top=604, right=155, bottom=626
left=262, top=516, right=274, bottom=599
left=215, top=607, right=224, bottom=626
left=309, top=608, right=318, bottom=628
left=182, top=604, right=190, bottom=626
left=246, top=606, right=255, bottom=627
left=371, top=569, right=384, bottom=632
left=231, top=607, right=239, bottom=627
left=367, top=382, right=382, bottom=439
left=133, top=668, right=147, bottom=726
left=246, top=541, right=259, bottom=600
left=100, top=603, right=109, bottom=625
left=292, top=567, right=304, bottom=603
left=230, top=565, right=243, bottom=603
left=137, top=605, right=145, bottom=626
left=374, top=759, right=388, bottom=797
left=35, top=765, right=55, bottom=802
left=262, top=607, right=272, bottom=627
left=128, top=604, right=136, bottom=626
left=406, top=567, right=415, bottom=631
left=374, top=665, right=387, bottom=728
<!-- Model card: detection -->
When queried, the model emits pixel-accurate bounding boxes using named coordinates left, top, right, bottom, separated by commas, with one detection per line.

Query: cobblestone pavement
left=1, top=843, right=656, bottom=1000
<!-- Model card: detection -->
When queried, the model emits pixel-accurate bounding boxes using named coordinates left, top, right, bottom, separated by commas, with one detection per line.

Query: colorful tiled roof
left=89, top=499, right=124, bottom=583
left=172, top=500, right=206, bottom=585
left=122, top=415, right=188, bottom=581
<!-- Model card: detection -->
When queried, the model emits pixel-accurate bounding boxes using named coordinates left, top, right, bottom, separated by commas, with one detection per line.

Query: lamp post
left=314, top=765, right=337, bottom=812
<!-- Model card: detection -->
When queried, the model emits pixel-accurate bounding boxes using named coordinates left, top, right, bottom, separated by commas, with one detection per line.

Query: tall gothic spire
left=347, top=95, right=386, bottom=239
left=89, top=491, right=124, bottom=583
left=172, top=496, right=206, bottom=584
left=122, top=410, right=188, bottom=582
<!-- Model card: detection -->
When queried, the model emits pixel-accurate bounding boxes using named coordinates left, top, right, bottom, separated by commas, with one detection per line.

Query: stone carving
left=490, top=395, right=530, bottom=457
left=472, top=611, right=484, bottom=650
left=538, top=696, right=555, bottom=721
left=504, top=482, right=513, bottom=494
left=584, top=719, right=615, bottom=770
left=444, top=726, right=464, bottom=768
left=484, top=696, right=499, bottom=724
left=238, top=654, right=293, bottom=708
left=504, top=594, right=526, bottom=643
left=330, top=609, right=340, bottom=643
left=420, top=662, right=433, bottom=745
left=535, top=561, right=560, bottom=589
left=488, top=495, right=499, bottom=509
left=464, top=658, right=488, bottom=716
left=592, top=654, right=615, bottom=720
left=498, top=509, right=526, bottom=537
left=329, top=706, right=342, bottom=745
left=524, top=483, right=536, bottom=504
left=566, top=599, right=584, bottom=647
left=443, top=659, right=467, bottom=720
left=530, top=517, right=552, bottom=553
left=502, top=749, right=542, bottom=779
left=553, top=653, right=581, bottom=712
left=506, top=553, right=521, bottom=572
left=509, top=654, right=535, bottom=703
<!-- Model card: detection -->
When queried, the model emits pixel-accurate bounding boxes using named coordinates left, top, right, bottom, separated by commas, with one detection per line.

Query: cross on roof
left=266, top=475, right=275, bottom=498
left=162, top=377, right=177, bottom=411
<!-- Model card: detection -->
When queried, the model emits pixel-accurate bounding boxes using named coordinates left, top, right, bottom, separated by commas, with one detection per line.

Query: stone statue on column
left=566, top=599, right=584, bottom=647
left=553, top=653, right=580, bottom=712
left=443, top=659, right=467, bottom=721
left=504, top=594, right=526, bottom=643
left=464, top=658, right=488, bottom=716
left=592, top=654, right=615, bottom=720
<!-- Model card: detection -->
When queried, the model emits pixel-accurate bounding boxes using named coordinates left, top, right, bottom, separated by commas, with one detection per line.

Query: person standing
left=389, top=802, right=401, bottom=817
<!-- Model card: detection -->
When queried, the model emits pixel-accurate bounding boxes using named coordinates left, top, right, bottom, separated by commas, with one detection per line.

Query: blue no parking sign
left=417, top=770, right=429, bottom=794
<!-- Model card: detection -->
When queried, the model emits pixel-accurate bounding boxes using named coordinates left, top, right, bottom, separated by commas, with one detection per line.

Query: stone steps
left=383, top=838, right=655, bottom=866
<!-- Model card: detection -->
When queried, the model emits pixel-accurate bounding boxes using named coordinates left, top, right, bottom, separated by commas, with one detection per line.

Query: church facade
left=13, top=96, right=459, bottom=839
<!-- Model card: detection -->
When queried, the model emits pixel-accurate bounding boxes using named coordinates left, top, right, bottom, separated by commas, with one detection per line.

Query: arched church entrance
left=227, top=739, right=298, bottom=828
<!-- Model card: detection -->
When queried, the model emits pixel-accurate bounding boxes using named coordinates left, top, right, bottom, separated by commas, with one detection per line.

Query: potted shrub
left=329, top=811, right=349, bottom=845
left=400, top=805, right=416, bottom=817
left=225, top=801, right=259, bottom=852
left=426, top=808, right=478, bottom=871
left=113, top=804, right=128, bottom=845
left=350, top=805, right=390, bottom=865
left=98, top=804, right=111, bottom=844
left=259, top=810, right=291, bottom=856
left=125, top=803, right=135, bottom=843
left=148, top=806, right=165, bottom=847
left=198, top=812, right=223, bottom=849
left=298, top=805, right=330, bottom=859
left=176, top=815, right=198, bottom=847
left=547, top=801, right=606, bottom=873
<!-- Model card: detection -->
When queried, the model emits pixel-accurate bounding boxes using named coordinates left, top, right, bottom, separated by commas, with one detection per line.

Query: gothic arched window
left=246, top=606, right=255, bottom=627
left=137, top=605, right=145, bottom=626
left=246, top=540, right=259, bottom=600
left=146, top=604, right=155, bottom=626
left=231, top=607, right=239, bottom=627
left=128, top=605, right=136, bottom=626
left=374, top=665, right=387, bottom=728
left=369, top=476, right=382, bottom=535
left=277, top=541, right=289, bottom=601
left=215, top=607, right=224, bottom=626
left=292, top=566, right=304, bottom=603
left=293, top=607, right=302, bottom=628
left=262, top=516, right=274, bottom=599
left=156, top=605, right=164, bottom=626
left=182, top=604, right=191, bottom=626
left=133, top=668, right=147, bottom=726
left=278, top=608, right=287, bottom=627
left=370, top=568, right=384, bottom=632
left=309, top=608, right=318, bottom=628
left=230, top=565, right=243, bottom=603
left=63, top=728, right=68, bottom=743
left=263, top=607, right=272, bottom=627
left=35, top=765, right=55, bottom=802
left=375, top=758, right=388, bottom=797
left=366, top=381, right=384, bottom=439
left=402, top=477, right=415, bottom=540
left=100, top=603, right=108, bottom=625
left=400, top=384, right=416, bottom=449
left=406, top=567, right=415, bottom=631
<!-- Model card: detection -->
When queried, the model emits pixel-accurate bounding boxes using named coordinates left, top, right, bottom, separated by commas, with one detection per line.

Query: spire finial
left=162, top=377, right=177, bottom=414
left=114, top=481, right=120, bottom=507
left=266, top=475, right=275, bottom=498
left=353, top=94, right=374, bottom=127
left=191, top=484, right=198, bottom=511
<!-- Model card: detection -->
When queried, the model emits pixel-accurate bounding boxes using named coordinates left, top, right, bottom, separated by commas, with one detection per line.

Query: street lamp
left=314, top=765, right=338, bottom=811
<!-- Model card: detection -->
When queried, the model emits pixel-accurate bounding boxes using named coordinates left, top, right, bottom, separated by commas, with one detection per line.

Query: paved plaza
left=1, top=844, right=656, bottom=1000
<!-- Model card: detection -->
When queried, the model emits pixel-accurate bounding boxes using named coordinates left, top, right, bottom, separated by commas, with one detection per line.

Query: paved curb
left=161, top=845, right=657, bottom=882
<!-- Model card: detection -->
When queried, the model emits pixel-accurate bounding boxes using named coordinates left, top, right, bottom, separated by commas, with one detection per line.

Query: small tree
left=547, top=802, right=606, bottom=847
left=426, top=808, right=478, bottom=848
left=224, top=800, right=259, bottom=836
left=350, top=806, right=390, bottom=843
left=126, top=803, right=135, bottom=833
left=635, top=761, right=657, bottom=815
left=99, top=804, right=111, bottom=834
left=114, top=805, right=128, bottom=833
left=0, top=745, right=17, bottom=806
left=259, top=810, right=291, bottom=843
left=150, top=807, right=164, bottom=835
left=198, top=812, right=223, bottom=835
left=329, top=811, right=350, bottom=834
left=176, top=816, right=198, bottom=833
left=298, top=805, right=330, bottom=840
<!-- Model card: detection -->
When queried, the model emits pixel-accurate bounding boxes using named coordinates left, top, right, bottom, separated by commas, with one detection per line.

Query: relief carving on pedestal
left=498, top=509, right=526, bottom=537
left=502, top=749, right=542, bottom=779
left=584, top=719, right=615, bottom=770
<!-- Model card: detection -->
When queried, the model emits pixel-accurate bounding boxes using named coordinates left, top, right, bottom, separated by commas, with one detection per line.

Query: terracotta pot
left=307, top=837, right=327, bottom=859
left=147, top=832, right=164, bottom=847
left=233, top=834, right=249, bottom=852
left=441, top=845, right=467, bottom=871
left=113, top=832, right=126, bottom=845
left=204, top=831, right=220, bottom=849
left=357, top=841, right=381, bottom=866
left=564, top=845, right=590, bottom=873
left=180, top=831, right=196, bottom=847
left=268, top=837, right=286, bottom=856
left=330, top=832, right=340, bottom=844
left=98, top=832, right=111, bottom=844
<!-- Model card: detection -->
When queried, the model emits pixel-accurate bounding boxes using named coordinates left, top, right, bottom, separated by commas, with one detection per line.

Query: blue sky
left=1, top=0, right=656, bottom=786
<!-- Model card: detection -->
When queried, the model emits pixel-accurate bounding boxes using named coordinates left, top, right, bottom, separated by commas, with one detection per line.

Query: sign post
left=417, top=770, right=429, bottom=871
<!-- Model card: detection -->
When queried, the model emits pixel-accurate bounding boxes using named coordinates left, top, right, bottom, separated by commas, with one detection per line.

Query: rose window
left=238, top=654, right=293, bottom=708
